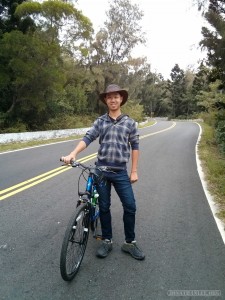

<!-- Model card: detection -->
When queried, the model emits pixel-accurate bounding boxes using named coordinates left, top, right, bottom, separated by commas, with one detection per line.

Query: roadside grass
left=138, top=120, right=156, bottom=128
left=0, top=135, right=83, bottom=153
left=198, top=122, right=225, bottom=221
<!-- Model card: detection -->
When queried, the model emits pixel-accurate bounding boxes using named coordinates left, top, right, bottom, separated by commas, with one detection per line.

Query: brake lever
left=71, top=160, right=79, bottom=167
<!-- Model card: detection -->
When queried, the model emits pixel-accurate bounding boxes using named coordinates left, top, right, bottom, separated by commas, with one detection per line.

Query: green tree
left=182, top=70, right=197, bottom=118
left=192, top=63, right=210, bottom=94
left=0, top=30, right=65, bottom=131
left=139, top=72, right=170, bottom=117
left=169, top=64, right=186, bottom=118
left=0, top=0, right=94, bottom=131
left=59, top=56, right=90, bottom=115
left=195, top=0, right=225, bottom=154
left=196, top=79, right=225, bottom=111
left=199, top=0, right=225, bottom=85
left=0, top=0, right=35, bottom=34
left=88, top=0, right=146, bottom=113
left=101, top=0, right=145, bottom=63
left=15, top=0, right=93, bottom=45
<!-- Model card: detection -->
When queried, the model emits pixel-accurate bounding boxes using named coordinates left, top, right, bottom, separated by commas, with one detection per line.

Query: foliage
left=139, top=72, right=170, bottom=117
left=0, top=119, right=27, bottom=133
left=0, top=29, right=65, bottom=130
left=193, top=0, right=225, bottom=156
left=199, top=0, right=225, bottom=85
left=88, top=0, right=146, bottom=113
left=121, top=101, right=144, bottom=122
left=168, top=64, right=186, bottom=117
left=43, top=114, right=97, bottom=130
left=15, top=0, right=93, bottom=47
left=198, top=122, right=225, bottom=221
left=192, top=63, right=210, bottom=97
left=0, top=0, right=35, bottom=34
left=102, top=0, right=145, bottom=62
left=196, top=79, right=225, bottom=155
left=215, top=109, right=225, bottom=154
left=0, top=0, right=94, bottom=131
left=196, top=80, right=225, bottom=110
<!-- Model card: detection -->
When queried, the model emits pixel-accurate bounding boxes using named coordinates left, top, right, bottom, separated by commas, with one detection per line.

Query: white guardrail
left=0, top=120, right=151, bottom=144
left=0, top=128, right=91, bottom=144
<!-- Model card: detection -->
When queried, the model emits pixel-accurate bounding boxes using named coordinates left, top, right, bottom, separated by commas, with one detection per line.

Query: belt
left=98, top=166, right=126, bottom=172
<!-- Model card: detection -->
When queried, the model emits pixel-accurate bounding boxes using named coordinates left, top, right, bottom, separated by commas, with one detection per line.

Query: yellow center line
left=0, top=166, right=67, bottom=195
left=0, top=122, right=176, bottom=201
left=0, top=153, right=97, bottom=201
left=0, top=168, right=71, bottom=201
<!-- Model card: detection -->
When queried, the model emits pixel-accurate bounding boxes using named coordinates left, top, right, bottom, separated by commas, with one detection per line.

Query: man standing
left=61, top=84, right=145, bottom=260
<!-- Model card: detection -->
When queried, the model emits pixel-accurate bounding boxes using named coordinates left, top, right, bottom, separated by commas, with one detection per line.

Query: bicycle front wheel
left=60, top=202, right=90, bottom=281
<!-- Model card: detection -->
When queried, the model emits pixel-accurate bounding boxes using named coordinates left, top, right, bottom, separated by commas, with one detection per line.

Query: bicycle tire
left=60, top=202, right=90, bottom=281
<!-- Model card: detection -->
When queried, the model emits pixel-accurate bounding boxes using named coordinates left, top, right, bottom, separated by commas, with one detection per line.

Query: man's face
left=105, top=92, right=123, bottom=110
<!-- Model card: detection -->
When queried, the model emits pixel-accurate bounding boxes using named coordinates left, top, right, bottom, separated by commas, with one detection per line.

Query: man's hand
left=130, top=171, right=138, bottom=184
left=61, top=154, right=76, bottom=165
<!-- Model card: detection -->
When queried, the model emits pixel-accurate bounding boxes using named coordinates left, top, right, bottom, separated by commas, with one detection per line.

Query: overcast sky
left=77, top=0, right=208, bottom=79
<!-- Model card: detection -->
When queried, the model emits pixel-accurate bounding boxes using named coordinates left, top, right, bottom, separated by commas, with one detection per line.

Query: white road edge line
left=0, top=138, right=79, bottom=154
left=195, top=122, right=225, bottom=244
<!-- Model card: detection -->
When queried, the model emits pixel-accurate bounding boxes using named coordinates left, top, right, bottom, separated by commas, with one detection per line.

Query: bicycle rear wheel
left=60, top=202, right=90, bottom=281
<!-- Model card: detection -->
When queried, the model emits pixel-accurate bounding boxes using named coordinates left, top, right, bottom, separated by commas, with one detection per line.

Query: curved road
left=0, top=120, right=225, bottom=300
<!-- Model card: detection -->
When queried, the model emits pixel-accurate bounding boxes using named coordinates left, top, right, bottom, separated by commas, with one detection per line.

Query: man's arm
left=130, top=149, right=139, bottom=183
left=61, top=119, right=100, bottom=164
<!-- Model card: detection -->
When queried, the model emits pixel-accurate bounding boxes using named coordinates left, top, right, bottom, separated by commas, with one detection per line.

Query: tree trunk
left=6, top=96, right=17, bottom=114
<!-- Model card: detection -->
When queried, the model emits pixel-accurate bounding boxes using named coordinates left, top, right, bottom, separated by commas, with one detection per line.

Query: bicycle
left=59, top=160, right=124, bottom=281
left=59, top=160, right=103, bottom=281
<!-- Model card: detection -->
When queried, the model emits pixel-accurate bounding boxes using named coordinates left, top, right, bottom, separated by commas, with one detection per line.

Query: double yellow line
left=0, top=122, right=176, bottom=201
left=0, top=153, right=97, bottom=201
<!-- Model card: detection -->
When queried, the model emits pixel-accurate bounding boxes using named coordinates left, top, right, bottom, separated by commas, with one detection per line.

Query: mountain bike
left=59, top=160, right=104, bottom=281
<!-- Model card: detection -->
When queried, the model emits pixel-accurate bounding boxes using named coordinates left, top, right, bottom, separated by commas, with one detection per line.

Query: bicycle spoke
left=60, top=203, right=90, bottom=281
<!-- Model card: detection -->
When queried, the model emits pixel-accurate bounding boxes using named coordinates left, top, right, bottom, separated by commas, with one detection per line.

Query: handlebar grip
left=59, top=158, right=87, bottom=169
left=60, top=157, right=75, bottom=165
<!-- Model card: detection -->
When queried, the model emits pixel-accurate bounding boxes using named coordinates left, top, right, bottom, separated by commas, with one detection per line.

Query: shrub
left=43, top=114, right=97, bottom=130
left=122, top=101, right=144, bottom=122
left=0, top=122, right=27, bottom=133
left=214, top=110, right=225, bottom=155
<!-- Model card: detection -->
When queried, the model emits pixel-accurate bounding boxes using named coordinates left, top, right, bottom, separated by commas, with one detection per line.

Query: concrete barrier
left=0, top=118, right=153, bottom=144
left=0, top=128, right=90, bottom=144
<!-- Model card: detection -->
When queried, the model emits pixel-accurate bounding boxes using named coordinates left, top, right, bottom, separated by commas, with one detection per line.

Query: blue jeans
left=96, top=170, right=136, bottom=242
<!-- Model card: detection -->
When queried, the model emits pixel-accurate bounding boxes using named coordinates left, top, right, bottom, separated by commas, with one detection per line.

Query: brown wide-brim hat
left=100, top=84, right=128, bottom=106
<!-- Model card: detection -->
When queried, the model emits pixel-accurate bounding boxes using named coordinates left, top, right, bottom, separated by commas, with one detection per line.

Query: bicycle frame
left=72, top=161, right=102, bottom=236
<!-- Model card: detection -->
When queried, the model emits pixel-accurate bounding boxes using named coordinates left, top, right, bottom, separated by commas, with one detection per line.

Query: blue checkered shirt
left=83, top=113, right=139, bottom=167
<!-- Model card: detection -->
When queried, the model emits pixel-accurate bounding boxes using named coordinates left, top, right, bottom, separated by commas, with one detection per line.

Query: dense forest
left=0, top=0, right=224, bottom=153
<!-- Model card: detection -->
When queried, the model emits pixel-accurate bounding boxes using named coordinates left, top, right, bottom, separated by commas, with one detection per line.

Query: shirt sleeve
left=82, top=119, right=100, bottom=147
left=129, top=120, right=139, bottom=150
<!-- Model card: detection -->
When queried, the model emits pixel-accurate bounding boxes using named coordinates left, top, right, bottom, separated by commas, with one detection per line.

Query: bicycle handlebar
left=60, top=157, right=125, bottom=173
left=60, top=158, right=93, bottom=169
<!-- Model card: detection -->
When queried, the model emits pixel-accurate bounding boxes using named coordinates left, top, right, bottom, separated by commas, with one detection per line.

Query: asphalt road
left=0, top=120, right=225, bottom=300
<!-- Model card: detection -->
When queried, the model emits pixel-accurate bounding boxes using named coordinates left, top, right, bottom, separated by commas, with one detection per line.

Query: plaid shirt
left=83, top=113, right=139, bottom=167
